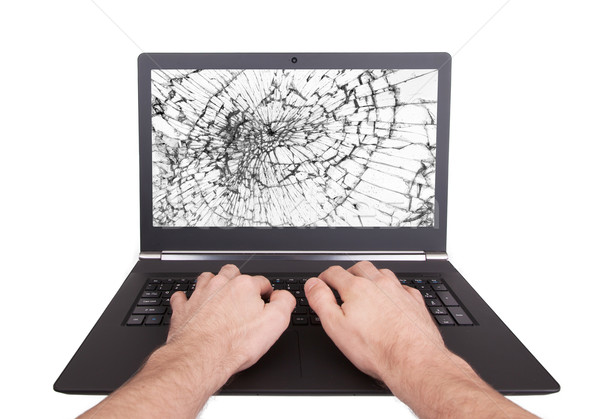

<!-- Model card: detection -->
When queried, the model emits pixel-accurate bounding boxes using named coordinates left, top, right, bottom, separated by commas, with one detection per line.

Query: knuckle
left=234, top=274, right=253, bottom=286
left=355, top=260, right=372, bottom=269
left=255, top=275, right=270, bottom=285
left=410, top=288, right=423, bottom=298
left=221, top=264, right=239, bottom=274
left=323, top=265, right=343, bottom=276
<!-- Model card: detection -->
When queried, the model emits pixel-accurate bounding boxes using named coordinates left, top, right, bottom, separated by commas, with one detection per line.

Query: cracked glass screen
left=151, top=69, right=438, bottom=227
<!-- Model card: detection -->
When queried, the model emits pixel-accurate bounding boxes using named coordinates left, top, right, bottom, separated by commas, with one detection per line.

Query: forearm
left=78, top=344, right=228, bottom=419
left=384, top=351, right=538, bottom=419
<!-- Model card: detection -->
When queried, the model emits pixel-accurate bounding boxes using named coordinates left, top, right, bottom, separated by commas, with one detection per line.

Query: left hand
left=164, top=264, right=296, bottom=381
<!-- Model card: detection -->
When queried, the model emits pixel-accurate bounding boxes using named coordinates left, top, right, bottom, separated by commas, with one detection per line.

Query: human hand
left=304, top=261, right=449, bottom=393
left=78, top=265, right=296, bottom=419
left=164, top=264, right=296, bottom=381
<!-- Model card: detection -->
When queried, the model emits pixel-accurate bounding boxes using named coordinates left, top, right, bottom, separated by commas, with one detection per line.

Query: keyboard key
left=417, top=284, right=432, bottom=291
left=286, top=284, right=300, bottom=291
left=292, top=315, right=308, bottom=325
left=293, top=306, right=308, bottom=314
left=310, top=316, right=321, bottom=325
left=448, top=307, right=473, bottom=325
left=429, top=307, right=448, bottom=315
left=309, top=308, right=316, bottom=315
left=425, top=299, right=442, bottom=307
left=138, top=298, right=161, bottom=306
left=435, top=315, right=455, bottom=325
left=428, top=279, right=442, bottom=284
left=145, top=315, right=163, bottom=325
left=163, top=314, right=171, bottom=325
left=142, top=291, right=161, bottom=298
left=173, top=284, right=188, bottom=291
left=298, top=298, right=308, bottom=306
left=293, top=290, right=305, bottom=298
left=150, top=279, right=162, bottom=284
left=273, top=278, right=283, bottom=284
left=432, top=284, right=447, bottom=291
left=286, top=278, right=298, bottom=284
left=175, top=278, right=189, bottom=283
left=158, top=284, right=172, bottom=291
left=145, top=284, right=157, bottom=291
left=399, top=279, right=412, bottom=285
left=164, top=279, right=175, bottom=284
left=127, top=315, right=145, bottom=325
left=421, top=291, right=436, bottom=299
left=133, top=306, right=166, bottom=315
left=413, top=279, right=426, bottom=285
left=161, top=290, right=172, bottom=297
left=437, top=291, right=459, bottom=306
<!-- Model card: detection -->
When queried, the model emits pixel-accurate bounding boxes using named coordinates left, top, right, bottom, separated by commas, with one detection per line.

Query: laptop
left=54, top=52, right=559, bottom=395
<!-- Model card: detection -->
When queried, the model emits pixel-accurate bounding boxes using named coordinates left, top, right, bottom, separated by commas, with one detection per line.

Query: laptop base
left=54, top=259, right=559, bottom=395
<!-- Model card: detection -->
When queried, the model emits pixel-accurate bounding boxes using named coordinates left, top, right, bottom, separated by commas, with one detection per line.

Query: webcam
left=291, top=56, right=298, bottom=63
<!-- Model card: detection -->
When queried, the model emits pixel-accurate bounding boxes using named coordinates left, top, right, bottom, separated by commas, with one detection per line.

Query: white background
left=1, top=1, right=598, bottom=417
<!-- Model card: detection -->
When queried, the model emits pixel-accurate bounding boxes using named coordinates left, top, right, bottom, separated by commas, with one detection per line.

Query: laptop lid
left=137, top=53, right=451, bottom=253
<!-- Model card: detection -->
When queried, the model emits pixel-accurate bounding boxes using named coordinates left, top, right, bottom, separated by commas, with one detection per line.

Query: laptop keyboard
left=125, top=275, right=475, bottom=327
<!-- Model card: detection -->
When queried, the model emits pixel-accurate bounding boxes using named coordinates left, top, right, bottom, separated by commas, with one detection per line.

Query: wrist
left=381, top=347, right=477, bottom=401
left=145, top=339, right=232, bottom=394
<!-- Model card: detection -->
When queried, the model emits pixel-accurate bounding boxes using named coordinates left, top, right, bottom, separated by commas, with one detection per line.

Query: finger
left=195, top=271, right=215, bottom=290
left=347, top=260, right=382, bottom=281
left=403, top=285, right=425, bottom=305
left=253, top=275, right=274, bottom=298
left=217, top=264, right=241, bottom=280
left=167, top=291, right=188, bottom=340
left=204, top=269, right=234, bottom=295
left=233, top=275, right=273, bottom=299
left=262, top=290, right=296, bottom=334
left=318, top=265, right=355, bottom=297
left=305, top=277, right=344, bottom=326
left=264, top=289, right=296, bottom=318
left=378, top=268, right=398, bottom=281
left=170, top=291, right=188, bottom=314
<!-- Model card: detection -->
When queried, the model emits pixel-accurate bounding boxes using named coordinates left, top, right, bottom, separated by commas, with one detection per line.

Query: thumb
left=166, top=291, right=188, bottom=342
left=264, top=289, right=296, bottom=322
left=170, top=291, right=188, bottom=314
left=260, top=290, right=296, bottom=342
left=304, top=277, right=344, bottom=326
left=169, top=291, right=187, bottom=321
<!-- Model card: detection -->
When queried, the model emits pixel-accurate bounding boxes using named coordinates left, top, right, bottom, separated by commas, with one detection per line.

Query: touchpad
left=223, top=329, right=301, bottom=390
left=299, top=329, right=380, bottom=390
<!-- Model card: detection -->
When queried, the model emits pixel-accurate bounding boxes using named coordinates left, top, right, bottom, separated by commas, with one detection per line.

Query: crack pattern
left=151, top=69, right=438, bottom=227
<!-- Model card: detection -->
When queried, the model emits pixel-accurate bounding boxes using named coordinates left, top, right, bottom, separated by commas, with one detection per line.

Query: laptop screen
left=151, top=69, right=438, bottom=228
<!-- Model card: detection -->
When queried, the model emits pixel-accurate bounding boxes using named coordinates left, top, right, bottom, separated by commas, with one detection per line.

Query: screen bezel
left=138, top=53, right=451, bottom=252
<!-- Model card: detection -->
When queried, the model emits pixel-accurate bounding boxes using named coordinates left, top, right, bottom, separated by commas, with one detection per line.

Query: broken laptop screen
left=151, top=69, right=438, bottom=228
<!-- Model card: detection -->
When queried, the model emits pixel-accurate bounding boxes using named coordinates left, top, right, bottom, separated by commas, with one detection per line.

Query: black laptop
left=54, top=52, right=559, bottom=395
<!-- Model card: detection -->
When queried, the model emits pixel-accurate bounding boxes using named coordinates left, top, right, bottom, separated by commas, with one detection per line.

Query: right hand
left=304, top=261, right=450, bottom=387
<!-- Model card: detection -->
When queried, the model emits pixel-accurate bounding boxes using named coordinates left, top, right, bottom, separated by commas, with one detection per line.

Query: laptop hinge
left=425, top=252, right=448, bottom=260
left=140, top=251, right=434, bottom=262
left=139, top=251, right=162, bottom=260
